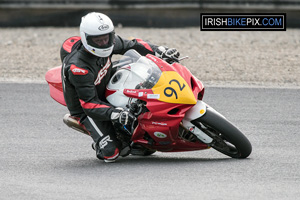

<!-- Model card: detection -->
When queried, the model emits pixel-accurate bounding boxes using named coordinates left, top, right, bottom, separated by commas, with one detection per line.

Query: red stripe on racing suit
left=79, top=99, right=110, bottom=109
left=136, top=38, right=153, bottom=52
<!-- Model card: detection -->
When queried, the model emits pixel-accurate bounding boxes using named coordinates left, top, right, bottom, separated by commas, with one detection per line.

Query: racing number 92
left=164, top=79, right=185, bottom=99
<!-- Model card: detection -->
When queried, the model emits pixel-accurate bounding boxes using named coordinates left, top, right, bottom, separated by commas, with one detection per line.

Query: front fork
left=182, top=101, right=213, bottom=144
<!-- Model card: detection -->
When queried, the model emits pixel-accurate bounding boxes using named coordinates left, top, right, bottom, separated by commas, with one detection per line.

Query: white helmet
left=80, top=12, right=115, bottom=57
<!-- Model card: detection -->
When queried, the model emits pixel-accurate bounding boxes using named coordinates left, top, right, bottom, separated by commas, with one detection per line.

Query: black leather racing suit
left=60, top=35, right=159, bottom=160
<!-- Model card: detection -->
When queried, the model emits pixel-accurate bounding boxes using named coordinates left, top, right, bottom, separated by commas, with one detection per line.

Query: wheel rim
left=200, top=123, right=241, bottom=157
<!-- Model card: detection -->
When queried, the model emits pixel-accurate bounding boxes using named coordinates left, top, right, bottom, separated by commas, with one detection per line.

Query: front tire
left=192, top=107, right=252, bottom=158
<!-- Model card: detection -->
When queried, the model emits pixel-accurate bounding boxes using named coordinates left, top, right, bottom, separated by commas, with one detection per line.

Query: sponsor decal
left=138, top=92, right=143, bottom=97
left=126, top=90, right=137, bottom=93
left=99, top=135, right=113, bottom=149
left=70, top=64, right=88, bottom=75
left=200, top=13, right=286, bottom=31
left=147, top=94, right=160, bottom=99
left=94, top=58, right=111, bottom=85
left=99, top=24, right=109, bottom=31
left=154, top=132, right=167, bottom=138
left=152, top=122, right=167, bottom=126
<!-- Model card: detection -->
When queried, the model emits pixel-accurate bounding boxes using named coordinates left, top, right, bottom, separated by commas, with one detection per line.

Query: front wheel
left=192, top=107, right=252, bottom=158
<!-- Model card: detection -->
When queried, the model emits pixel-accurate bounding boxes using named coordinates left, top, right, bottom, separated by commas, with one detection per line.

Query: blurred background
left=0, top=0, right=300, bottom=27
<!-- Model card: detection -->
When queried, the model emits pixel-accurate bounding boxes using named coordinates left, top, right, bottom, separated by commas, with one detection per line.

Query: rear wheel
left=192, top=107, right=252, bottom=158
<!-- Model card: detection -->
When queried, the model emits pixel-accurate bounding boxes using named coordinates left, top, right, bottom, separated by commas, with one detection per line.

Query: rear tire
left=192, top=107, right=252, bottom=158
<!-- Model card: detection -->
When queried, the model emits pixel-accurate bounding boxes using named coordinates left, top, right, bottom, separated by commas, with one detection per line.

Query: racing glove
left=111, top=108, right=136, bottom=126
left=155, top=46, right=180, bottom=63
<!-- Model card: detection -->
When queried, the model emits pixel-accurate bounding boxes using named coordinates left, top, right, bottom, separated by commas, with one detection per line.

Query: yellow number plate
left=152, top=71, right=197, bottom=104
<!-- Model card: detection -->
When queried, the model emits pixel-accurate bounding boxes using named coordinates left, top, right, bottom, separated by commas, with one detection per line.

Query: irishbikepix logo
left=200, top=13, right=286, bottom=31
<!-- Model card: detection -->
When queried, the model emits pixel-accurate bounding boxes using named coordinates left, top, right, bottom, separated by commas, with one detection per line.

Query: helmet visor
left=86, top=32, right=115, bottom=49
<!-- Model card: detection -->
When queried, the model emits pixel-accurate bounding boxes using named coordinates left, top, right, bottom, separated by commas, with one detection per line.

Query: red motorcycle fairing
left=45, top=66, right=66, bottom=106
left=131, top=101, right=209, bottom=152
left=121, top=54, right=207, bottom=152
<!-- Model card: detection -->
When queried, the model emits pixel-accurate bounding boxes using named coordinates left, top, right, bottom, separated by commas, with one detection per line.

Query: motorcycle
left=45, top=49, right=252, bottom=159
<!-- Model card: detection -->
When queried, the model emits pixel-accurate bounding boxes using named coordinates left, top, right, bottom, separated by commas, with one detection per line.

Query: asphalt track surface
left=0, top=83, right=299, bottom=200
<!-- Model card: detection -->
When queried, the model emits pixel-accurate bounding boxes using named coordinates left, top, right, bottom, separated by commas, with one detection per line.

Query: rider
left=60, top=12, right=179, bottom=162
left=60, top=12, right=180, bottom=163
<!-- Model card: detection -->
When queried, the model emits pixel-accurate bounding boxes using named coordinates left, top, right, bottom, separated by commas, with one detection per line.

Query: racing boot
left=93, top=136, right=120, bottom=163
left=92, top=140, right=130, bottom=159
